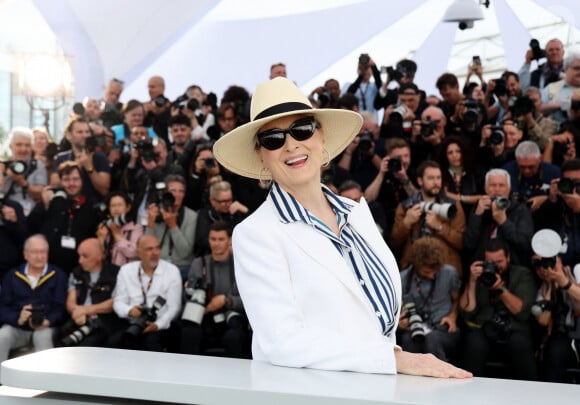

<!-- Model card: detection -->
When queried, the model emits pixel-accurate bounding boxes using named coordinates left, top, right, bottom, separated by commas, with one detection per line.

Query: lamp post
left=17, top=53, right=73, bottom=140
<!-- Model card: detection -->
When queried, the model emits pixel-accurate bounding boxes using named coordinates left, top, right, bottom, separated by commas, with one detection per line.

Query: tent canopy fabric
left=3, top=0, right=580, bottom=102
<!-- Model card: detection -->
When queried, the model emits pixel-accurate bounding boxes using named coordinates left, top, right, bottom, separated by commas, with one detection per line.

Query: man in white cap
left=531, top=229, right=580, bottom=383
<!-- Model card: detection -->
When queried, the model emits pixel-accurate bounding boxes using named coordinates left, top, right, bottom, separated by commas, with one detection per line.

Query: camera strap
left=138, top=267, right=154, bottom=306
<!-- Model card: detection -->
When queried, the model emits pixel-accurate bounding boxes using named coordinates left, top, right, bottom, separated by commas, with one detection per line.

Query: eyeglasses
left=214, top=198, right=233, bottom=205
left=256, top=117, right=317, bottom=151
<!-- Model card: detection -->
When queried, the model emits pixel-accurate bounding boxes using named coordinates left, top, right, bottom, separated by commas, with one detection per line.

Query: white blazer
left=233, top=195, right=402, bottom=374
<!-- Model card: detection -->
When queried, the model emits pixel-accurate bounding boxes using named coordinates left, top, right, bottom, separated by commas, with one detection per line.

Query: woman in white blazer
left=213, top=77, right=470, bottom=378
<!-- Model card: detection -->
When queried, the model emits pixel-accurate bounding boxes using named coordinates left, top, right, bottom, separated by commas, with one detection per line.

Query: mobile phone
left=472, top=55, right=481, bottom=66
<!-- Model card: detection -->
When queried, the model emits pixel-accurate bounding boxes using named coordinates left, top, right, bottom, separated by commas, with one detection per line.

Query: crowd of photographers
left=0, top=38, right=580, bottom=382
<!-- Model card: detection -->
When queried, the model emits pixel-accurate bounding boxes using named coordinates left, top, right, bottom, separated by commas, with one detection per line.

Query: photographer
left=51, top=116, right=111, bottom=203
left=121, top=137, right=183, bottom=226
left=503, top=141, right=560, bottom=212
left=0, top=235, right=67, bottom=376
left=184, top=144, right=221, bottom=211
left=459, top=238, right=537, bottom=380
left=111, top=235, right=182, bottom=352
left=95, top=191, right=142, bottom=266
left=374, top=59, right=422, bottom=111
left=435, top=73, right=464, bottom=127
left=398, top=237, right=460, bottom=362
left=337, top=113, right=382, bottom=190
left=100, top=78, right=124, bottom=128
left=143, top=76, right=171, bottom=144
left=519, top=38, right=564, bottom=91
left=463, top=169, right=533, bottom=267
left=530, top=229, right=580, bottom=382
left=534, top=159, right=580, bottom=268
left=541, top=52, right=580, bottom=125
left=380, top=83, right=425, bottom=139
left=364, top=138, right=417, bottom=234
left=194, top=181, right=248, bottom=258
left=28, top=162, right=100, bottom=274
left=476, top=123, right=514, bottom=170
left=180, top=221, right=249, bottom=358
left=342, top=53, right=381, bottom=116
left=60, top=238, right=120, bottom=347
left=0, top=127, right=48, bottom=216
left=391, top=161, right=465, bottom=276
left=517, top=88, right=557, bottom=150
left=409, top=106, right=447, bottom=167
left=145, top=174, right=197, bottom=279
left=309, top=78, right=341, bottom=109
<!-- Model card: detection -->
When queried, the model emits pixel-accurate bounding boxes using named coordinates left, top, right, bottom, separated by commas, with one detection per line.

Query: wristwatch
left=498, top=285, right=507, bottom=294
left=86, top=167, right=95, bottom=174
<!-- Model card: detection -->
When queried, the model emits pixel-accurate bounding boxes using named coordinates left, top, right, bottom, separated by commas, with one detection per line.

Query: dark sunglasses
left=256, top=117, right=317, bottom=151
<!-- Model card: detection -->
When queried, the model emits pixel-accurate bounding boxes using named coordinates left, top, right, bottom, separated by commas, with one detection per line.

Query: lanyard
left=138, top=267, right=154, bottom=306
left=414, top=274, right=436, bottom=316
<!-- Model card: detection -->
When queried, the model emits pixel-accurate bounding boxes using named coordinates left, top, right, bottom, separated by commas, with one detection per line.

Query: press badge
left=61, top=236, right=76, bottom=249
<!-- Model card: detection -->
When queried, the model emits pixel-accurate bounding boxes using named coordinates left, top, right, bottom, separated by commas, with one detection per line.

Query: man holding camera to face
left=180, top=221, right=249, bottom=358
left=464, top=168, right=534, bottom=267
left=391, top=160, right=465, bottom=276
left=0, top=127, right=48, bottom=216
left=111, top=234, right=182, bottom=352
left=519, top=38, right=565, bottom=91
left=145, top=174, right=197, bottom=279
left=50, top=117, right=111, bottom=204
left=459, top=238, right=537, bottom=380
left=0, top=235, right=67, bottom=377
left=529, top=229, right=580, bottom=382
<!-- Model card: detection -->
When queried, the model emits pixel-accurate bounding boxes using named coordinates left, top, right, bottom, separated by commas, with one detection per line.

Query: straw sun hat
left=213, top=77, right=363, bottom=180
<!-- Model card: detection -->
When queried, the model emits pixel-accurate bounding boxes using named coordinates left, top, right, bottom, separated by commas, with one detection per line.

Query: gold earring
left=259, top=167, right=271, bottom=185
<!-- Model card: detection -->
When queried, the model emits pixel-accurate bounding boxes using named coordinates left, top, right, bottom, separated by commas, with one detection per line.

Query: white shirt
left=113, top=259, right=182, bottom=330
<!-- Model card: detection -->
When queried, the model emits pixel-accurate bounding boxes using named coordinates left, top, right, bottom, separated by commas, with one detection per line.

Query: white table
left=1, top=347, right=579, bottom=404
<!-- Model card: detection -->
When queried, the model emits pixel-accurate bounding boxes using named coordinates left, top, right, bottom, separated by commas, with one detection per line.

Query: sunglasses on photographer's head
left=256, top=117, right=317, bottom=151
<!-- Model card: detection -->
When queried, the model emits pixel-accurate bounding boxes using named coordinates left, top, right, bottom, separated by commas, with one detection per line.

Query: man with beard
left=391, top=160, right=465, bottom=276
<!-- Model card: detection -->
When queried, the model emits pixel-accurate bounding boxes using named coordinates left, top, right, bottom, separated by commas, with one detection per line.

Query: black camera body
left=483, top=310, right=512, bottom=343
left=463, top=99, right=483, bottom=124
left=532, top=256, right=557, bottom=269
left=492, top=196, right=510, bottom=210
left=558, top=178, right=579, bottom=194
left=493, top=78, right=508, bottom=97
left=358, top=53, right=370, bottom=67
left=420, top=120, right=438, bottom=138
left=479, top=260, right=500, bottom=288
left=135, top=139, right=159, bottom=162
left=486, top=126, right=505, bottom=146
left=4, top=160, right=28, bottom=176
left=153, top=182, right=176, bottom=214
left=388, top=157, right=402, bottom=173
left=30, top=305, right=46, bottom=328
left=126, top=296, right=166, bottom=337
left=529, top=38, right=546, bottom=61
left=154, top=95, right=167, bottom=108
left=357, top=131, right=374, bottom=153
left=85, top=135, right=107, bottom=153
left=510, top=96, right=535, bottom=118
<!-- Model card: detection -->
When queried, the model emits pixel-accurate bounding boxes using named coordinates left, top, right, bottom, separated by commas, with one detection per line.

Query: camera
left=492, top=196, right=510, bottom=210
left=558, top=178, right=580, bottom=194
left=30, top=305, right=46, bottom=328
left=381, top=65, right=404, bottom=82
left=60, top=315, right=101, bottom=346
left=154, top=95, right=166, bottom=108
left=4, top=160, right=28, bottom=176
left=388, top=157, right=402, bottom=173
left=153, top=182, right=176, bottom=212
left=171, top=93, right=200, bottom=111
left=105, top=214, right=127, bottom=227
left=358, top=53, right=370, bottom=67
left=509, top=96, right=535, bottom=118
left=482, top=310, right=511, bottom=343
left=486, top=126, right=505, bottom=146
left=419, top=119, right=438, bottom=138
left=72, top=102, right=85, bottom=116
left=463, top=99, right=483, bottom=124
left=531, top=299, right=556, bottom=317
left=357, top=131, right=374, bottom=153
left=479, top=260, right=500, bottom=288
left=182, top=278, right=208, bottom=325
left=85, top=135, right=107, bottom=153
left=493, top=78, right=508, bottom=97
left=204, top=157, right=216, bottom=169
left=403, top=302, right=427, bottom=342
left=126, top=296, right=166, bottom=337
left=529, top=38, right=546, bottom=61
left=390, top=104, right=409, bottom=122
left=135, top=138, right=159, bottom=162
left=312, top=88, right=331, bottom=108
left=532, top=256, right=557, bottom=269
left=419, top=201, right=457, bottom=220
left=50, top=186, right=68, bottom=201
